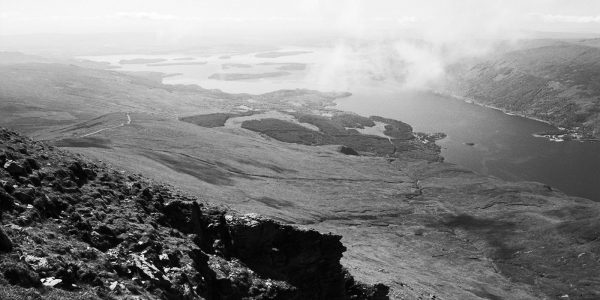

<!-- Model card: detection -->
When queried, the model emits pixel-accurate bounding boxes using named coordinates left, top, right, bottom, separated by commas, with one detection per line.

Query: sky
left=1, top=0, right=600, bottom=38
left=1, top=1, right=600, bottom=92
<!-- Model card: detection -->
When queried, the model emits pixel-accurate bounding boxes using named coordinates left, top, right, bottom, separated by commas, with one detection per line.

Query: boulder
left=68, top=161, right=90, bottom=185
left=17, top=146, right=27, bottom=155
left=1, top=179, right=16, bottom=193
left=139, top=187, right=153, bottom=201
left=32, top=194, right=69, bottom=218
left=161, top=200, right=204, bottom=234
left=28, top=174, right=41, bottom=186
left=83, top=168, right=96, bottom=180
left=3, top=160, right=28, bottom=177
left=0, top=227, right=13, bottom=252
left=24, top=158, right=40, bottom=170
left=0, top=189, right=15, bottom=210
left=12, top=187, right=35, bottom=204
left=87, top=225, right=122, bottom=252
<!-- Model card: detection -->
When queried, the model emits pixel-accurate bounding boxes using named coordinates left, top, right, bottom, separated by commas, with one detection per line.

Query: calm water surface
left=337, top=88, right=600, bottom=201
left=83, top=48, right=600, bottom=201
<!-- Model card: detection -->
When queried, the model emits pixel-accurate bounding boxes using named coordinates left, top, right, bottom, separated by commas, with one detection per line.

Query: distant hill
left=0, top=51, right=50, bottom=64
left=0, top=51, right=118, bottom=69
left=445, top=41, right=600, bottom=138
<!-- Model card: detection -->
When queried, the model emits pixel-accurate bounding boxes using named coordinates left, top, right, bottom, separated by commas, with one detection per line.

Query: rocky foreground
left=0, top=127, right=388, bottom=299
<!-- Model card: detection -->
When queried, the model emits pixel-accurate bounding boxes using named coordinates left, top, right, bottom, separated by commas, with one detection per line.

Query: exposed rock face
left=0, top=128, right=387, bottom=299
left=227, top=215, right=347, bottom=299
left=4, top=160, right=29, bottom=177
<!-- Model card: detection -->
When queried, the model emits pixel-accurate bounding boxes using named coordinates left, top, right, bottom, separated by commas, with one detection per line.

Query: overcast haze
left=3, top=1, right=600, bottom=89
left=2, top=0, right=600, bottom=38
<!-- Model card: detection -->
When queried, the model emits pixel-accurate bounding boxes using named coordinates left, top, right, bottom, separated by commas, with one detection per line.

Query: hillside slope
left=0, top=127, right=387, bottom=299
left=445, top=41, right=600, bottom=139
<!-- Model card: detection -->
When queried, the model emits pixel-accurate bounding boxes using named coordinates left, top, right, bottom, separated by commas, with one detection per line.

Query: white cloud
left=396, top=16, right=419, bottom=24
left=114, top=12, right=179, bottom=21
left=531, top=13, right=600, bottom=24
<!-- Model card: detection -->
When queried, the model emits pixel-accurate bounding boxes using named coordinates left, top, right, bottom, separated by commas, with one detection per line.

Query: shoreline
left=432, top=90, right=599, bottom=143
left=91, top=59, right=596, bottom=144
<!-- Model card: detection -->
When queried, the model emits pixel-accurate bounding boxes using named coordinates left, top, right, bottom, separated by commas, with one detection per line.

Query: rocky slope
left=445, top=41, right=600, bottom=139
left=0, top=128, right=388, bottom=299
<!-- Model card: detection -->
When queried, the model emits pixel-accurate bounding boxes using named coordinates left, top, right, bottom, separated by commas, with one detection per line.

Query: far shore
left=432, top=90, right=599, bottom=142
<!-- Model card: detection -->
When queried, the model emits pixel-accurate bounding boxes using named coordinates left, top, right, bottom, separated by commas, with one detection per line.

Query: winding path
left=81, top=113, right=131, bottom=138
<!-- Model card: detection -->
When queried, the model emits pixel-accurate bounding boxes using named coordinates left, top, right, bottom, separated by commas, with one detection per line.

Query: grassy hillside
left=0, top=128, right=387, bottom=299
left=446, top=41, right=600, bottom=138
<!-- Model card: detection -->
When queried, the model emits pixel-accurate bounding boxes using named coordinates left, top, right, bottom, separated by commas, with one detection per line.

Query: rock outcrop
left=0, top=128, right=388, bottom=299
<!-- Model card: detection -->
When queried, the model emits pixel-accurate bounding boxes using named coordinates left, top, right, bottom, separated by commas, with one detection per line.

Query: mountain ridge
left=444, top=41, right=600, bottom=139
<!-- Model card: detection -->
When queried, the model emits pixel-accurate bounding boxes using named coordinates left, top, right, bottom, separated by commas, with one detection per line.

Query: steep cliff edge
left=0, top=128, right=388, bottom=299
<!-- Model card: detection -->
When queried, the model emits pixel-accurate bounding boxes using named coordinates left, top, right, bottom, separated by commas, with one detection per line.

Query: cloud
left=114, top=12, right=179, bottom=21
left=531, top=13, right=600, bottom=24
left=396, top=16, right=419, bottom=24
